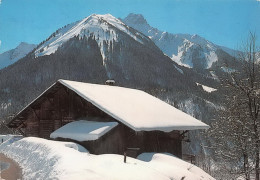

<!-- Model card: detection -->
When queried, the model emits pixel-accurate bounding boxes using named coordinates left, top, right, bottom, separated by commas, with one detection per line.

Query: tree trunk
left=255, top=143, right=260, bottom=180
left=244, top=153, right=250, bottom=180
left=253, top=116, right=260, bottom=180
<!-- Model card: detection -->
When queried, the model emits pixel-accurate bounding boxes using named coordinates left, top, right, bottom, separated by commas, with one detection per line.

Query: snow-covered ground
left=138, top=153, right=214, bottom=180
left=0, top=134, right=22, bottom=144
left=196, top=83, right=217, bottom=93
left=0, top=137, right=215, bottom=180
left=220, top=66, right=236, bottom=73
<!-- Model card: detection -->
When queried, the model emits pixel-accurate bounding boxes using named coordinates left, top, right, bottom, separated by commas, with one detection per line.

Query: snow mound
left=138, top=153, right=214, bottom=180
left=220, top=66, right=236, bottom=73
left=0, top=137, right=88, bottom=180
left=0, top=137, right=215, bottom=180
left=50, top=120, right=118, bottom=141
left=0, top=134, right=23, bottom=145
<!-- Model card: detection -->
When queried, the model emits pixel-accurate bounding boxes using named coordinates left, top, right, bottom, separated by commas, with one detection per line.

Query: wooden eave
left=7, top=81, right=63, bottom=128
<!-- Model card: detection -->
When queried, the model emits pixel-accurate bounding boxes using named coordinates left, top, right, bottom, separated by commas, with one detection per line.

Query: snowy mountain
left=123, top=13, right=238, bottom=70
left=35, top=14, right=151, bottom=61
left=28, top=13, right=194, bottom=85
left=0, top=42, right=36, bottom=69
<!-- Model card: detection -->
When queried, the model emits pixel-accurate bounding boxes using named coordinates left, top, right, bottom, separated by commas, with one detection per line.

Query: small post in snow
left=124, top=151, right=127, bottom=163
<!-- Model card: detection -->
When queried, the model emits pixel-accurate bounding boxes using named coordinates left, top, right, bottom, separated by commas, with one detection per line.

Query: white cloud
left=0, top=0, right=1, bottom=4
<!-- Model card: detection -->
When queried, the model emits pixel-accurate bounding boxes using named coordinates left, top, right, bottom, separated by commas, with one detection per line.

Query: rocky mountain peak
left=122, top=13, right=238, bottom=70
left=124, top=13, right=148, bottom=25
left=34, top=13, right=152, bottom=58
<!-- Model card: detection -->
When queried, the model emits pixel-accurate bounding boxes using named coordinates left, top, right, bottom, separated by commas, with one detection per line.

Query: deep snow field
left=0, top=136, right=215, bottom=180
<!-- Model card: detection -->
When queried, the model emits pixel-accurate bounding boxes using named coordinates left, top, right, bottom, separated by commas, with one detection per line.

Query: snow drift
left=0, top=137, right=215, bottom=180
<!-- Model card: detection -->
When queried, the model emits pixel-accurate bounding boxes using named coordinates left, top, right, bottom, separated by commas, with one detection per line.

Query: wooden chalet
left=8, top=79, right=209, bottom=158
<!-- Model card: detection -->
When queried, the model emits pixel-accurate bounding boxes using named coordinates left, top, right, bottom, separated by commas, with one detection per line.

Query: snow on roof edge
left=50, top=120, right=119, bottom=142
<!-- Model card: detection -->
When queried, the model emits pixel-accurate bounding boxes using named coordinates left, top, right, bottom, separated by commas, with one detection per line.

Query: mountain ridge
left=0, top=42, right=36, bottom=70
left=123, top=13, right=238, bottom=70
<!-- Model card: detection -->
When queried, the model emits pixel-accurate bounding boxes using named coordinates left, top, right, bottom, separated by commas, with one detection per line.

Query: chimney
left=105, top=79, right=115, bottom=86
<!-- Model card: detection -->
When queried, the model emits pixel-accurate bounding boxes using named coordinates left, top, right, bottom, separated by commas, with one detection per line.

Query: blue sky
left=0, top=0, right=259, bottom=53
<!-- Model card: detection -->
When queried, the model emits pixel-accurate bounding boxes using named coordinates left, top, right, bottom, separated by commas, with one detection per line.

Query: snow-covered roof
left=50, top=120, right=118, bottom=142
left=57, top=79, right=209, bottom=132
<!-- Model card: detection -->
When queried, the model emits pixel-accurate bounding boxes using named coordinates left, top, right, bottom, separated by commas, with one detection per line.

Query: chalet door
left=40, top=109, right=54, bottom=139
left=158, top=137, right=182, bottom=158
left=39, top=119, right=54, bottom=139
left=54, top=120, right=62, bottom=130
left=25, top=121, right=39, bottom=137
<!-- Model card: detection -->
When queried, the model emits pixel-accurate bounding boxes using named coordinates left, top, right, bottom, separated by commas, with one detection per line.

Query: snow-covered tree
left=208, top=33, right=260, bottom=180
